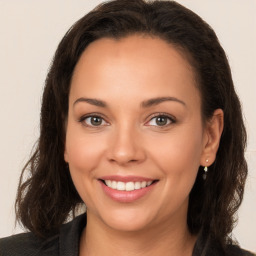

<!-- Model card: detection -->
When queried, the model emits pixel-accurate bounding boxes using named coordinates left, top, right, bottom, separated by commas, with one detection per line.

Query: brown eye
left=155, top=116, right=168, bottom=126
left=147, top=114, right=174, bottom=127
left=91, top=116, right=102, bottom=126
left=83, top=116, right=107, bottom=126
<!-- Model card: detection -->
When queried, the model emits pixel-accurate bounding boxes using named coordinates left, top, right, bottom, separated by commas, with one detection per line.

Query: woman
left=0, top=0, right=254, bottom=255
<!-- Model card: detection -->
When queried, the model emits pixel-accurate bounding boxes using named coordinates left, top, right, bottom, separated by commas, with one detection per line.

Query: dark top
left=0, top=214, right=254, bottom=256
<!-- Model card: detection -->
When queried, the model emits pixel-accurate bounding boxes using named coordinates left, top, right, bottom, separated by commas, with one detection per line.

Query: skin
left=64, top=35, right=223, bottom=256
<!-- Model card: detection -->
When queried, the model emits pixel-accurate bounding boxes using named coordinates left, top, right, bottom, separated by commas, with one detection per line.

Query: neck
left=79, top=211, right=197, bottom=256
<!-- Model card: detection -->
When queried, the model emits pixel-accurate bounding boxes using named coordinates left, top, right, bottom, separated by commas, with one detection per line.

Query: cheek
left=65, top=125, right=107, bottom=172
left=148, top=124, right=203, bottom=186
left=146, top=127, right=203, bottom=215
left=64, top=125, right=108, bottom=206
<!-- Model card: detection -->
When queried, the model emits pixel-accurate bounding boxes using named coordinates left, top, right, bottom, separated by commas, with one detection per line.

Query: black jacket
left=0, top=214, right=254, bottom=256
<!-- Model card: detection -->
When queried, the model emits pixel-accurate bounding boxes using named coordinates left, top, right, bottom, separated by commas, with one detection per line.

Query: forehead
left=70, top=35, right=199, bottom=108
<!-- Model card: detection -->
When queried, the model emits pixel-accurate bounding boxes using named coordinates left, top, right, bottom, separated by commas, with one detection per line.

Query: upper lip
left=99, top=175, right=157, bottom=182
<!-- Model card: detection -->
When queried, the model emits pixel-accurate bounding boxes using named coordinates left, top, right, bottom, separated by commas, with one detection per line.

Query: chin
left=97, top=207, right=156, bottom=232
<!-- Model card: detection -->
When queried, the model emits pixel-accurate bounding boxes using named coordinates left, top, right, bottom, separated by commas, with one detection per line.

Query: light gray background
left=0, top=0, right=255, bottom=252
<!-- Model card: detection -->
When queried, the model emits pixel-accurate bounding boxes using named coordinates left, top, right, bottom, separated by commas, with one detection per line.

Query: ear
left=200, top=109, right=224, bottom=167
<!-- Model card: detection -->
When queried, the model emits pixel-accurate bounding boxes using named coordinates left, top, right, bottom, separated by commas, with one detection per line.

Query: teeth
left=104, top=180, right=153, bottom=191
left=141, top=181, right=146, bottom=188
left=116, top=181, right=125, bottom=191
left=126, top=182, right=134, bottom=191
left=105, top=180, right=111, bottom=187
left=112, top=181, right=117, bottom=189
left=134, top=181, right=141, bottom=190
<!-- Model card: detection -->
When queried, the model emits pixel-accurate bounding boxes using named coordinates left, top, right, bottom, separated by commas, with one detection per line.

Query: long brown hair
left=16, top=0, right=247, bottom=250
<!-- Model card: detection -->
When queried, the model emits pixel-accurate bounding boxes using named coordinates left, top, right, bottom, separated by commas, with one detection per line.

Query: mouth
left=98, top=175, right=159, bottom=202
left=99, top=179, right=158, bottom=191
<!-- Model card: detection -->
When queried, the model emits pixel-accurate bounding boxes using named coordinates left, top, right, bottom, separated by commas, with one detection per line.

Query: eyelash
left=78, top=112, right=176, bottom=128
left=78, top=113, right=108, bottom=128
left=146, top=113, right=176, bottom=128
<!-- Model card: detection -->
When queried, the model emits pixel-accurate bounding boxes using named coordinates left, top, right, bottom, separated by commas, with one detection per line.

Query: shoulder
left=0, top=213, right=87, bottom=256
left=0, top=232, right=59, bottom=256
left=193, top=230, right=255, bottom=256
left=226, top=244, right=256, bottom=256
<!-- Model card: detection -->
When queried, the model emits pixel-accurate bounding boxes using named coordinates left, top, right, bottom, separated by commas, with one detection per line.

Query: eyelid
left=77, top=112, right=176, bottom=128
left=145, top=112, right=176, bottom=127
left=78, top=113, right=109, bottom=127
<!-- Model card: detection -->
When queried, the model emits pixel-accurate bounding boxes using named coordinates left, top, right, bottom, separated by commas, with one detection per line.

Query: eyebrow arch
left=73, top=97, right=107, bottom=107
left=73, top=96, right=186, bottom=108
left=141, top=97, right=186, bottom=108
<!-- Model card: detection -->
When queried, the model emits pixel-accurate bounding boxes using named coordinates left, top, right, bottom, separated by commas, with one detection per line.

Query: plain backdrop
left=0, top=0, right=255, bottom=252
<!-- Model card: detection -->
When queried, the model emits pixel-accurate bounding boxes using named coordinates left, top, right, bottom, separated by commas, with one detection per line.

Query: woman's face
left=65, top=35, right=209, bottom=232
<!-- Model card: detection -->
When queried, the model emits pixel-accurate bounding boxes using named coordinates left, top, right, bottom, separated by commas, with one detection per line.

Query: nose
left=107, top=125, right=146, bottom=165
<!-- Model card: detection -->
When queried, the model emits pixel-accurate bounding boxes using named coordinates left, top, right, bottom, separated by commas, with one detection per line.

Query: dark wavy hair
left=16, top=0, right=247, bottom=250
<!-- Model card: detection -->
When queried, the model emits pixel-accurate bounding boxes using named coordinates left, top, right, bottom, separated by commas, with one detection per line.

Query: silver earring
left=203, top=159, right=209, bottom=180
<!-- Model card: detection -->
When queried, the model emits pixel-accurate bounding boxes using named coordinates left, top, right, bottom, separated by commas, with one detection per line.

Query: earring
left=203, top=159, right=209, bottom=180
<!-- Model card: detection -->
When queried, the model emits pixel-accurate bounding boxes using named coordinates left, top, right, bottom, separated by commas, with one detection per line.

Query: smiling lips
left=104, top=180, right=153, bottom=191
left=99, top=176, right=158, bottom=202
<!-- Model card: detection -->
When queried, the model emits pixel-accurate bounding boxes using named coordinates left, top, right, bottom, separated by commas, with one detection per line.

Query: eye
left=80, top=115, right=108, bottom=127
left=146, top=114, right=175, bottom=127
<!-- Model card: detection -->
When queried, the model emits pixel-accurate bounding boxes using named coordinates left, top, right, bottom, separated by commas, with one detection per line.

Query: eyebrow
left=73, top=96, right=186, bottom=108
left=73, top=98, right=107, bottom=107
left=141, top=97, right=186, bottom=108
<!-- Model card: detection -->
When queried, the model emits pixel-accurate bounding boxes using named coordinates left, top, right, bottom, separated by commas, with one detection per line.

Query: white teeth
left=104, top=180, right=153, bottom=191
left=147, top=181, right=152, bottom=186
left=141, top=181, right=147, bottom=188
left=116, top=181, right=125, bottom=191
left=112, top=181, right=117, bottom=189
left=134, top=181, right=141, bottom=190
left=126, top=182, right=135, bottom=191
left=105, top=180, right=112, bottom=187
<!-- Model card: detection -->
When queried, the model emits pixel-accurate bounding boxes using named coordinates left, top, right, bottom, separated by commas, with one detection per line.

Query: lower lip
left=100, top=181, right=157, bottom=203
